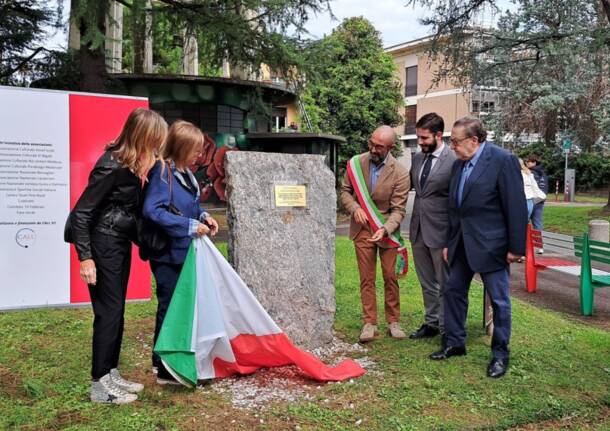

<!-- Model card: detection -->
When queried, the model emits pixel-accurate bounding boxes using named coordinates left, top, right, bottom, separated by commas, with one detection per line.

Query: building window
left=272, top=107, right=287, bottom=132
left=405, top=105, right=417, bottom=135
left=217, top=105, right=245, bottom=133
left=151, top=102, right=245, bottom=134
left=405, top=66, right=418, bottom=97
left=471, top=89, right=498, bottom=116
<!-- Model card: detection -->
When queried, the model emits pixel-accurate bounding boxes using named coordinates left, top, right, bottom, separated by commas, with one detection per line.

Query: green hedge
left=516, top=144, right=610, bottom=192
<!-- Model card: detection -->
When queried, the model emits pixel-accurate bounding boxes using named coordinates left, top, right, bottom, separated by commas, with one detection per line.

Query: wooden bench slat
left=591, top=267, right=610, bottom=276
left=589, top=239, right=610, bottom=248
left=589, top=254, right=610, bottom=265
left=535, top=257, right=576, bottom=267
left=589, top=246, right=610, bottom=257
left=547, top=265, right=581, bottom=276
left=542, top=231, right=576, bottom=242
left=593, top=275, right=610, bottom=286
left=543, top=235, right=575, bottom=245
left=542, top=241, right=575, bottom=254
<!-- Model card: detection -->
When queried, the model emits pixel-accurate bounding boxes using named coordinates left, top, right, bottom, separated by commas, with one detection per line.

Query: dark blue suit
left=444, top=143, right=527, bottom=358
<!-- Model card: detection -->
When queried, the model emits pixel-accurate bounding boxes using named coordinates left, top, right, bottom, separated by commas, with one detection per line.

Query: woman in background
left=69, top=108, right=168, bottom=404
left=143, top=120, right=218, bottom=385
left=520, top=158, right=536, bottom=218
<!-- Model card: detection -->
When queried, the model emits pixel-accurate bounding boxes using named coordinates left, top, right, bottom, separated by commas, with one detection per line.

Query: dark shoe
left=429, top=345, right=466, bottom=360
left=409, top=324, right=440, bottom=339
left=487, top=357, right=509, bottom=378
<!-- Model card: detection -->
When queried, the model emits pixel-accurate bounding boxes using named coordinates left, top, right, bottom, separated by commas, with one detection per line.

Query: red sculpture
left=191, top=133, right=238, bottom=203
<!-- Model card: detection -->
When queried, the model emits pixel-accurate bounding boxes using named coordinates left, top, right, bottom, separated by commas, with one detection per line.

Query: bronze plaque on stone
left=274, top=184, right=307, bottom=207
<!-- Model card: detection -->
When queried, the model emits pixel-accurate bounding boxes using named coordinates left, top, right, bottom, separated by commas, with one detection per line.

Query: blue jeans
left=530, top=201, right=544, bottom=230
left=151, top=260, right=183, bottom=379
left=526, top=199, right=534, bottom=219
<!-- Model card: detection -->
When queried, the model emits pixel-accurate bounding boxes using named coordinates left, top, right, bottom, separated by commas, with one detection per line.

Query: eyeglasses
left=367, top=140, right=386, bottom=152
left=450, top=136, right=472, bottom=147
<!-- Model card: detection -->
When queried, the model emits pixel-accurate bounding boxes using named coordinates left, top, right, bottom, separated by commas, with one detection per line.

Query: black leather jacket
left=70, top=148, right=142, bottom=261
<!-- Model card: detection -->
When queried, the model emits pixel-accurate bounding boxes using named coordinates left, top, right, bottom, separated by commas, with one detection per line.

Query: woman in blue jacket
left=142, top=120, right=218, bottom=385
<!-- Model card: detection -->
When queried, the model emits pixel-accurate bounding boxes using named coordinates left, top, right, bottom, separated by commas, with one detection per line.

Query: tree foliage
left=408, top=0, right=610, bottom=208
left=407, top=0, right=610, bottom=151
left=2, top=1, right=332, bottom=90
left=516, top=143, right=610, bottom=193
left=120, top=4, right=224, bottom=76
left=300, top=17, right=404, bottom=173
left=0, top=0, right=64, bottom=85
left=67, top=0, right=332, bottom=91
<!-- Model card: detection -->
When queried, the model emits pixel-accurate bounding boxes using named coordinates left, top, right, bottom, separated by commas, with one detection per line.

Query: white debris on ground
left=310, top=337, right=367, bottom=360
left=207, top=374, right=316, bottom=410
left=201, top=335, right=378, bottom=410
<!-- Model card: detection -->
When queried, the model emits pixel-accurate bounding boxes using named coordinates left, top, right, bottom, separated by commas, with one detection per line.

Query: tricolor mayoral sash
left=346, top=155, right=409, bottom=278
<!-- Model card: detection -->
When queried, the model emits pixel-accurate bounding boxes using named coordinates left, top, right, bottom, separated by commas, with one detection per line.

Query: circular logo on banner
left=16, top=228, right=36, bottom=248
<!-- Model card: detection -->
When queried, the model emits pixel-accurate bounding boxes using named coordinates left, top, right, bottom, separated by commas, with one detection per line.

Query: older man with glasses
left=429, top=117, right=527, bottom=379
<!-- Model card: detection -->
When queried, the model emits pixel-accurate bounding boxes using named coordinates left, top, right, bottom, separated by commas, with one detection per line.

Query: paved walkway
left=509, top=257, right=610, bottom=331
left=545, top=200, right=605, bottom=207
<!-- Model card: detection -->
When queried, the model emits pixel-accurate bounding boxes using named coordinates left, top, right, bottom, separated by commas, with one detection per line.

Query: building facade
left=386, top=37, right=498, bottom=164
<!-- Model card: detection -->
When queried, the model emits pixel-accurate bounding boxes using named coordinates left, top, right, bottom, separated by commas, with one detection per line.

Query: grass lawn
left=543, top=206, right=610, bottom=236
left=1, top=238, right=609, bottom=430
left=574, top=194, right=609, bottom=204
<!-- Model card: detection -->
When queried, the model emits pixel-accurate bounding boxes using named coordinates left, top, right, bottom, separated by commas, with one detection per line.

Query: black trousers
left=89, top=232, right=132, bottom=380
left=150, top=260, right=183, bottom=379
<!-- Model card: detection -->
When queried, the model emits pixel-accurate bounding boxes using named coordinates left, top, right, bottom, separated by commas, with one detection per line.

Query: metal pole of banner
left=562, top=138, right=572, bottom=202
left=483, top=286, right=486, bottom=329
left=484, top=287, right=494, bottom=336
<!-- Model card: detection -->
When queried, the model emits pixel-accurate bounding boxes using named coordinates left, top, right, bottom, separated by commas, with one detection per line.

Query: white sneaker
left=359, top=323, right=378, bottom=342
left=110, top=368, right=144, bottom=393
left=387, top=322, right=407, bottom=339
left=91, top=374, right=138, bottom=404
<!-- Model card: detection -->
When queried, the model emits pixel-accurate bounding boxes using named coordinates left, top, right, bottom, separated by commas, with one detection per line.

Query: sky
left=304, top=0, right=431, bottom=48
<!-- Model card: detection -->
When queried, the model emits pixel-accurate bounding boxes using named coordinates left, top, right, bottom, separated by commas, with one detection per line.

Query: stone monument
left=225, top=152, right=336, bottom=349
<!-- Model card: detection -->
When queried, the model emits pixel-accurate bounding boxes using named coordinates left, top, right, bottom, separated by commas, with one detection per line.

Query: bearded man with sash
left=340, top=126, right=410, bottom=342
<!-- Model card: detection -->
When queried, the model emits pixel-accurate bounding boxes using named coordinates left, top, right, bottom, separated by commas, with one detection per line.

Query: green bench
left=526, top=226, right=610, bottom=316
left=576, top=234, right=610, bottom=316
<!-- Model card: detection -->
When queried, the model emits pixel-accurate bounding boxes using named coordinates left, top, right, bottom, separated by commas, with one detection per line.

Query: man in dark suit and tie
left=409, top=113, right=456, bottom=340
left=429, top=117, right=527, bottom=378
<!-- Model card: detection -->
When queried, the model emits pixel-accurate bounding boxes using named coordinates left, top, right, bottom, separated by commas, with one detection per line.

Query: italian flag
left=154, top=237, right=366, bottom=387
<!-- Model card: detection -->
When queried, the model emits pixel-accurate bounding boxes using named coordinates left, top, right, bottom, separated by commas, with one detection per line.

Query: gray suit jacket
left=409, top=144, right=456, bottom=248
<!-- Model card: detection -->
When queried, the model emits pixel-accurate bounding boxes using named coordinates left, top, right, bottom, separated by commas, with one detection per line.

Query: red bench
left=525, top=226, right=579, bottom=293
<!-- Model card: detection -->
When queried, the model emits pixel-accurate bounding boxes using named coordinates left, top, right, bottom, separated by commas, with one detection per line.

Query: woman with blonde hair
left=68, top=108, right=168, bottom=404
left=142, top=120, right=218, bottom=385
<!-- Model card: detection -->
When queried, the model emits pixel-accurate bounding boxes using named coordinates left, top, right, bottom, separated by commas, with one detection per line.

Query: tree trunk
left=605, top=184, right=610, bottom=213
left=132, top=0, right=146, bottom=74
left=79, top=45, right=107, bottom=92
left=73, top=0, right=109, bottom=93
left=543, top=112, right=557, bottom=147
left=601, top=0, right=610, bottom=24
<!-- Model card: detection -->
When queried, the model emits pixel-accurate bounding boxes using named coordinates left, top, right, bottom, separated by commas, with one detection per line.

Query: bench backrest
left=584, top=237, right=610, bottom=265
left=531, top=229, right=576, bottom=256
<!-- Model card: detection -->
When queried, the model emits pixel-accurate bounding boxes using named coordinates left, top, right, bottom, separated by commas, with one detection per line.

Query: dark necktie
left=420, top=155, right=433, bottom=189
